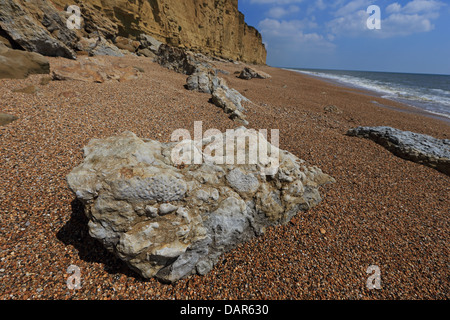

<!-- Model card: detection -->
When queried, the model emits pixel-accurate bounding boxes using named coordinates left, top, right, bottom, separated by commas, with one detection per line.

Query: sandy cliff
left=49, top=0, right=267, bottom=64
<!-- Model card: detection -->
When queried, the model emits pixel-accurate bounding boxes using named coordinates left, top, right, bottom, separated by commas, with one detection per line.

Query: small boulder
left=114, top=36, right=140, bottom=53
left=238, top=67, right=271, bottom=80
left=0, top=113, right=18, bottom=126
left=186, top=67, right=226, bottom=94
left=137, top=48, right=156, bottom=59
left=0, top=43, right=50, bottom=79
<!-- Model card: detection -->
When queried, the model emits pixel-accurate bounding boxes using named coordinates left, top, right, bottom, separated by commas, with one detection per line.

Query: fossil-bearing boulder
left=347, top=126, right=450, bottom=175
left=67, top=129, right=334, bottom=283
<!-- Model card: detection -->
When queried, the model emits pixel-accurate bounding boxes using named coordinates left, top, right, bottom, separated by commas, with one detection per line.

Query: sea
left=287, top=68, right=450, bottom=121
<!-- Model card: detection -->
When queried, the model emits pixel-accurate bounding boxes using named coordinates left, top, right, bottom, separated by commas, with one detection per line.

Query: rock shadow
left=56, top=198, right=146, bottom=281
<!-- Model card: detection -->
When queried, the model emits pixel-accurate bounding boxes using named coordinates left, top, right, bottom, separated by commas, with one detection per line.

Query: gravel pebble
left=0, top=55, right=448, bottom=300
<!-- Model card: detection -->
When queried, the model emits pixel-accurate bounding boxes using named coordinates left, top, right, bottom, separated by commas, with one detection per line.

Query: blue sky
left=238, top=0, right=450, bottom=74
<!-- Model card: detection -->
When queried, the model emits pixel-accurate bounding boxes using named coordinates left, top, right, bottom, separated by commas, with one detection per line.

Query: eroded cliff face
left=50, top=0, right=267, bottom=64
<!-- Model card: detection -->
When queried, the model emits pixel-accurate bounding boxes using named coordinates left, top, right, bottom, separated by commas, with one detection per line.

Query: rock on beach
left=67, top=129, right=334, bottom=283
left=347, top=126, right=450, bottom=175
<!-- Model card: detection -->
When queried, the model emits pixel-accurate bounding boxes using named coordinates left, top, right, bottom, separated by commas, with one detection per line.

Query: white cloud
left=403, top=0, right=446, bottom=14
left=258, top=18, right=335, bottom=51
left=316, top=0, right=327, bottom=10
left=381, top=13, right=435, bottom=36
left=250, top=0, right=303, bottom=4
left=386, top=3, right=401, bottom=14
left=267, top=5, right=300, bottom=19
left=334, top=0, right=372, bottom=17
left=327, top=0, right=445, bottom=38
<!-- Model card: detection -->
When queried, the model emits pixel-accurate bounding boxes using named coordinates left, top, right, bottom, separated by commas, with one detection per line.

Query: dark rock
left=347, top=126, right=450, bottom=175
left=238, top=67, right=271, bottom=80
left=156, top=44, right=198, bottom=75
left=0, top=0, right=76, bottom=59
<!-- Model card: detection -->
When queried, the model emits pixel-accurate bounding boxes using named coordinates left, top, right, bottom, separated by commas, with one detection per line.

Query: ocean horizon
left=284, top=67, right=450, bottom=121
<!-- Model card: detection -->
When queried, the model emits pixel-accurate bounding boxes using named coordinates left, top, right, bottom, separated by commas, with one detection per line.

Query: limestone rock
left=347, top=126, right=450, bottom=175
left=184, top=63, right=251, bottom=125
left=186, top=68, right=226, bottom=94
left=139, top=34, right=162, bottom=54
left=211, top=86, right=250, bottom=125
left=0, top=43, right=50, bottom=79
left=238, top=67, right=271, bottom=80
left=67, top=129, right=334, bottom=283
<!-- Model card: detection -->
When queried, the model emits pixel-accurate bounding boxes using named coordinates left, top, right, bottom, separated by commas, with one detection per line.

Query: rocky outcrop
left=139, top=34, right=162, bottom=54
left=50, top=0, right=266, bottom=64
left=0, top=42, right=49, bottom=79
left=0, top=1, right=266, bottom=63
left=0, top=0, right=77, bottom=59
left=67, top=129, right=334, bottom=283
left=347, top=126, right=450, bottom=175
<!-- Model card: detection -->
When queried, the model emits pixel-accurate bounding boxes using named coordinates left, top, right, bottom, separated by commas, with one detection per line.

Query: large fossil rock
left=347, top=126, right=450, bottom=175
left=67, top=129, right=334, bottom=283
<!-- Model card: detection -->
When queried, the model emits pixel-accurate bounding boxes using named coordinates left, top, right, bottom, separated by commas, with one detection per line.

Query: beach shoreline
left=282, top=68, right=450, bottom=125
left=0, top=55, right=448, bottom=300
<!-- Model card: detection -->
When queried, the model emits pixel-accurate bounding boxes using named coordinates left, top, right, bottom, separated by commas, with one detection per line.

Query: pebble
left=0, top=55, right=448, bottom=300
